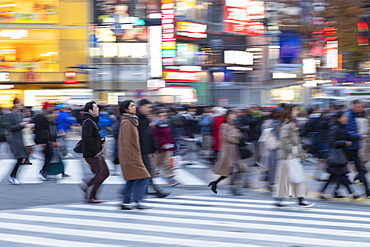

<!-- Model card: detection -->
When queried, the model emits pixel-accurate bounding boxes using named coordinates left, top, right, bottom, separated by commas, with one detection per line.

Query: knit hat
left=42, top=102, right=54, bottom=110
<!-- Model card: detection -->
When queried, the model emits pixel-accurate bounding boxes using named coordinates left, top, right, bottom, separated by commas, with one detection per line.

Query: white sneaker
left=9, top=176, right=20, bottom=185
left=64, top=153, right=74, bottom=158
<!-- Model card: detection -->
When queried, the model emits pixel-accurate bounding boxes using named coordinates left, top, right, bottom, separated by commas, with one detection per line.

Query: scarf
left=122, top=113, right=139, bottom=126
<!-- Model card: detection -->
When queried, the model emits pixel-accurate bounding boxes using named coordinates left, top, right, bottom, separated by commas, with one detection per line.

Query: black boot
left=208, top=181, right=218, bottom=194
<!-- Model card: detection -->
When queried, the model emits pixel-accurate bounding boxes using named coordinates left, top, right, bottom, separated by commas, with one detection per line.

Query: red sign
left=177, top=21, right=207, bottom=39
left=64, top=71, right=77, bottom=83
left=224, top=0, right=264, bottom=36
left=161, top=0, right=176, bottom=66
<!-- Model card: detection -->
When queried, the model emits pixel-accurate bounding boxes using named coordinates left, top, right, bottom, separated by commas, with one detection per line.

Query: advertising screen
left=0, top=0, right=58, bottom=24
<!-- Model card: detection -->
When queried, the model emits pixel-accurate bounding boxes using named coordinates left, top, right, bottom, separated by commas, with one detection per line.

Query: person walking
left=274, top=104, right=314, bottom=208
left=136, top=99, right=169, bottom=198
left=208, top=109, right=246, bottom=196
left=210, top=107, right=227, bottom=165
left=344, top=99, right=370, bottom=198
left=79, top=101, right=109, bottom=203
left=118, top=100, right=151, bottom=210
left=34, top=102, right=58, bottom=181
left=318, top=111, right=362, bottom=200
left=151, top=109, right=179, bottom=186
left=4, top=99, right=31, bottom=184
left=198, top=106, right=214, bottom=159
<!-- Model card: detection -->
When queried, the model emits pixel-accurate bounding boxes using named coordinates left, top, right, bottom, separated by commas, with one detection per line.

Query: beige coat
left=213, top=123, right=246, bottom=177
left=118, top=119, right=151, bottom=181
left=275, top=121, right=308, bottom=199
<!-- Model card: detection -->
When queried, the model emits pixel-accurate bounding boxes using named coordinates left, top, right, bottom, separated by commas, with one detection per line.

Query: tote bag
left=288, top=146, right=305, bottom=184
left=327, top=148, right=347, bottom=167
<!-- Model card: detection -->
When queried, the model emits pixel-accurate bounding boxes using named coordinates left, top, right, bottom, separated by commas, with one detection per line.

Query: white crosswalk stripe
left=0, top=159, right=207, bottom=186
left=0, top=195, right=369, bottom=247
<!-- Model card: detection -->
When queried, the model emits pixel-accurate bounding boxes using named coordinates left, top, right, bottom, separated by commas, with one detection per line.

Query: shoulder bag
left=327, top=148, right=347, bottom=167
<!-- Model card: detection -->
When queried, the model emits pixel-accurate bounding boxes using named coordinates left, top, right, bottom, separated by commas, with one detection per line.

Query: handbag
left=327, top=148, right=347, bottom=167
left=73, top=139, right=83, bottom=154
left=238, top=139, right=254, bottom=159
left=288, top=146, right=305, bottom=183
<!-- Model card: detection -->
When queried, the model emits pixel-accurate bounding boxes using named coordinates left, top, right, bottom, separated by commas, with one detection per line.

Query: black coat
left=81, top=113, right=103, bottom=158
left=4, top=111, right=27, bottom=159
left=136, top=110, right=156, bottom=154
left=34, top=111, right=57, bottom=145
left=326, top=120, right=352, bottom=149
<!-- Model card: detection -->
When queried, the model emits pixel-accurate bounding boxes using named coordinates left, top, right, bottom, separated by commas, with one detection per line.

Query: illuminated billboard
left=0, top=0, right=58, bottom=24
left=224, top=0, right=264, bottom=36
left=177, top=21, right=207, bottom=39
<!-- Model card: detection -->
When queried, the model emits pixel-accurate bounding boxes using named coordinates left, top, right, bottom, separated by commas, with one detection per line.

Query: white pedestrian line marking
left=0, top=195, right=369, bottom=247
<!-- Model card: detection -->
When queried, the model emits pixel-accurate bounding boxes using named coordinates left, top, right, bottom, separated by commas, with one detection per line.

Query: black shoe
left=334, top=191, right=344, bottom=198
left=121, top=203, right=132, bottom=210
left=155, top=191, right=170, bottom=198
left=38, top=170, right=49, bottom=181
left=318, top=194, right=330, bottom=200
left=22, top=158, right=32, bottom=165
left=353, top=193, right=365, bottom=200
left=208, top=181, right=218, bottom=194
left=298, top=200, right=315, bottom=208
left=275, top=203, right=288, bottom=208
left=62, top=173, right=71, bottom=178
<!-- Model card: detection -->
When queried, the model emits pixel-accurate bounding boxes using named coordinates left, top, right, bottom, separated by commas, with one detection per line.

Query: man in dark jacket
left=136, top=99, right=169, bottom=198
left=344, top=99, right=370, bottom=198
left=34, top=102, right=58, bottom=181
left=80, top=101, right=109, bottom=203
left=4, top=99, right=30, bottom=184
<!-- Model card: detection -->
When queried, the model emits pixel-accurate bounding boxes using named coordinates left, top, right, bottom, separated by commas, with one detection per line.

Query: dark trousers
left=345, top=149, right=370, bottom=195
left=84, top=155, right=110, bottom=199
left=10, top=158, right=23, bottom=178
left=320, top=167, right=353, bottom=194
left=123, top=178, right=149, bottom=203
left=41, top=143, right=53, bottom=173
left=141, top=153, right=162, bottom=193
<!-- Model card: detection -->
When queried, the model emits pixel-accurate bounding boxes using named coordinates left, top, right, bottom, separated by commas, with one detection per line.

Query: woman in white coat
left=275, top=104, right=314, bottom=208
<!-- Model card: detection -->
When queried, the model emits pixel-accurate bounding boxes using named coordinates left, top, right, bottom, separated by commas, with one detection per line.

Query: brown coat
left=119, top=118, right=151, bottom=180
left=213, top=123, right=246, bottom=177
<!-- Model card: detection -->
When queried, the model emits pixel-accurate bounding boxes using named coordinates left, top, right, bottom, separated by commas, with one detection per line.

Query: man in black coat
left=34, top=101, right=58, bottom=181
left=136, top=99, right=169, bottom=198
left=80, top=101, right=109, bottom=203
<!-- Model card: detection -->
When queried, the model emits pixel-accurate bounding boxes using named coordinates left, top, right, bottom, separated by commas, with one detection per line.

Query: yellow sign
left=162, top=41, right=176, bottom=50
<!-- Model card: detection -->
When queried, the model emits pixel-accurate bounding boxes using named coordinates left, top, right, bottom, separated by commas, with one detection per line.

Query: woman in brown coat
left=275, top=104, right=314, bottom=208
left=118, top=100, right=151, bottom=210
left=208, top=109, right=246, bottom=195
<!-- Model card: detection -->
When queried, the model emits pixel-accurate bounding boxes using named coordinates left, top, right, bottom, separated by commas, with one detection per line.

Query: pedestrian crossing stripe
left=0, top=159, right=207, bottom=186
left=0, top=195, right=369, bottom=247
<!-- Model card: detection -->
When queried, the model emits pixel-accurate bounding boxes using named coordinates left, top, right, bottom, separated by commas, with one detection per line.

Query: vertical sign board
left=149, top=25, right=163, bottom=78
left=224, top=0, right=264, bottom=36
left=326, top=41, right=338, bottom=69
left=161, top=0, right=176, bottom=66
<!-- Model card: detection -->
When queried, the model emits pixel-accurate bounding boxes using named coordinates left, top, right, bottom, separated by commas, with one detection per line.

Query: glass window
left=176, top=43, right=198, bottom=65
left=175, top=0, right=209, bottom=22
left=0, top=0, right=58, bottom=24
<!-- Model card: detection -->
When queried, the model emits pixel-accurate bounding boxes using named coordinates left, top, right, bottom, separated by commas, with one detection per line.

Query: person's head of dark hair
left=306, top=107, right=313, bottom=115
left=352, top=99, right=362, bottom=105
left=270, top=107, right=282, bottom=120
left=137, top=99, right=152, bottom=107
left=13, top=98, right=19, bottom=106
left=280, top=104, right=297, bottom=123
left=84, top=101, right=96, bottom=113
left=119, top=100, right=134, bottom=114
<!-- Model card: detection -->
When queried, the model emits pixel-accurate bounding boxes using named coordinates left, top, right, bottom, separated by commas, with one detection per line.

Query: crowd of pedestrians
left=1, top=97, right=370, bottom=209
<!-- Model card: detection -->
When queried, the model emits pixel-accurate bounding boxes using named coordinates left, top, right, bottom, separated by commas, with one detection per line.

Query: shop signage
left=224, top=0, right=264, bottom=36
left=0, top=72, right=10, bottom=81
left=149, top=25, right=163, bottom=78
left=163, top=70, right=199, bottom=82
left=224, top=50, right=253, bottom=65
left=64, top=71, right=77, bottom=83
left=0, top=30, right=28, bottom=39
left=147, top=79, right=166, bottom=90
left=161, top=0, right=176, bottom=66
left=177, top=22, right=207, bottom=39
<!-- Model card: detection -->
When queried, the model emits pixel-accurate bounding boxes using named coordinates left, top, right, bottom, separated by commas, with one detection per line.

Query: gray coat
left=5, top=111, right=27, bottom=159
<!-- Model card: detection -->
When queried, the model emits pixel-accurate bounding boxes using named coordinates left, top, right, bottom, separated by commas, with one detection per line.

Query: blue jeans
left=123, top=178, right=149, bottom=204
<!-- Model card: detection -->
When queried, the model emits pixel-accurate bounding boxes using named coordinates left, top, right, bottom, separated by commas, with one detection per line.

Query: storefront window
left=0, top=29, right=59, bottom=72
left=176, top=43, right=198, bottom=65
left=175, top=0, right=209, bottom=22
left=0, top=0, right=58, bottom=24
